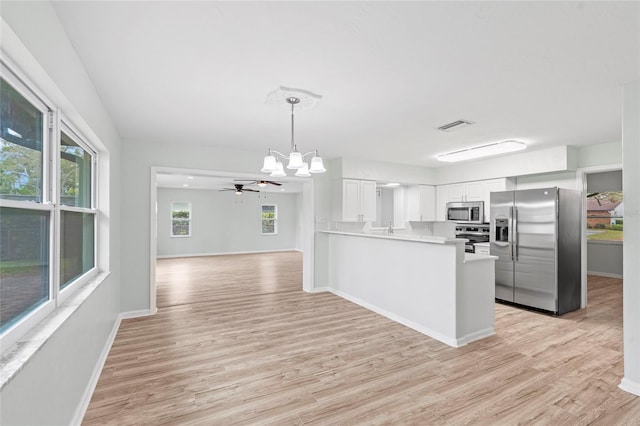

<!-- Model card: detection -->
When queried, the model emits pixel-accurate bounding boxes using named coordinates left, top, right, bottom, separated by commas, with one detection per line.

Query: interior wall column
left=620, top=79, right=640, bottom=396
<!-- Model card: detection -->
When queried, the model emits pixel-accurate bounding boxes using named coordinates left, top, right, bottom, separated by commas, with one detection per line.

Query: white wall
left=515, top=171, right=579, bottom=191
left=157, top=188, right=300, bottom=257
left=621, top=80, right=640, bottom=396
left=0, top=3, right=122, bottom=425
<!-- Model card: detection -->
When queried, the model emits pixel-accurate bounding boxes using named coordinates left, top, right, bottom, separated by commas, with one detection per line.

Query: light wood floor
left=83, top=252, right=640, bottom=425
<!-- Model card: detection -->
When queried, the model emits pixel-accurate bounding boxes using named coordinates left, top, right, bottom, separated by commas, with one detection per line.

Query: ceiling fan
left=220, top=184, right=260, bottom=195
left=233, top=179, right=283, bottom=188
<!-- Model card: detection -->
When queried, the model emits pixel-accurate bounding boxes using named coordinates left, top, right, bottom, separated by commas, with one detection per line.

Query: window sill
left=587, top=239, right=623, bottom=246
left=0, top=270, right=110, bottom=391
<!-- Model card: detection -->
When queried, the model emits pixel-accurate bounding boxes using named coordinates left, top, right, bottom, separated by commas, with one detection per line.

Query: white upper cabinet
left=435, top=178, right=515, bottom=221
left=335, top=179, right=377, bottom=222
left=406, top=185, right=436, bottom=221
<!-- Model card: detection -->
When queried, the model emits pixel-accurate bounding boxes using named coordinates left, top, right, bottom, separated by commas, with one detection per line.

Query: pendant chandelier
left=261, top=95, right=326, bottom=177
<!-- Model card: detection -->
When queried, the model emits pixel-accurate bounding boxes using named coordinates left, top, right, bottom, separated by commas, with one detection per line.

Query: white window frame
left=57, top=118, right=99, bottom=304
left=170, top=201, right=192, bottom=237
left=0, top=60, right=100, bottom=350
left=261, top=204, right=278, bottom=235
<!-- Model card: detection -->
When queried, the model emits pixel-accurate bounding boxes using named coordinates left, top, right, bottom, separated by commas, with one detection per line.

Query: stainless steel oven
left=455, top=223, right=490, bottom=253
left=446, top=201, right=484, bottom=224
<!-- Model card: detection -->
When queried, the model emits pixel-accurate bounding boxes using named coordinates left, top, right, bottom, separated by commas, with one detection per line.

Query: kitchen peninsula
left=321, top=230, right=497, bottom=347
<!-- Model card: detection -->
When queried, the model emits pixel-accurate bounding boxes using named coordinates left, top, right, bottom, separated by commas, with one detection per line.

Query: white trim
left=0, top=271, right=110, bottom=391
left=307, top=286, right=330, bottom=293
left=329, top=288, right=462, bottom=348
left=71, top=314, right=121, bottom=426
left=119, top=309, right=156, bottom=320
left=156, top=249, right=299, bottom=259
left=619, top=378, right=640, bottom=397
left=587, top=271, right=624, bottom=279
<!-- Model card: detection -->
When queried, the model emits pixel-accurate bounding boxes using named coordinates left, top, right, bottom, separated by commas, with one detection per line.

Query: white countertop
left=319, top=230, right=464, bottom=244
left=464, top=253, right=498, bottom=263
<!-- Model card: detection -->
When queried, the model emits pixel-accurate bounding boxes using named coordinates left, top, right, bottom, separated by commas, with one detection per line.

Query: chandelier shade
left=260, top=89, right=326, bottom=177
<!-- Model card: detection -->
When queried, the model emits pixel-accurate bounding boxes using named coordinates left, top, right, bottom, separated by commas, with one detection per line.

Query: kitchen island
left=321, top=230, right=497, bottom=347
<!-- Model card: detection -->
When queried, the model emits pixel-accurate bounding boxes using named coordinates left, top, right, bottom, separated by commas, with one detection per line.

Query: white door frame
left=149, top=166, right=315, bottom=314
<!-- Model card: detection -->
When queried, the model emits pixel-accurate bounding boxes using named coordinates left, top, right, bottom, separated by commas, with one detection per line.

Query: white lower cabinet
left=335, top=179, right=377, bottom=222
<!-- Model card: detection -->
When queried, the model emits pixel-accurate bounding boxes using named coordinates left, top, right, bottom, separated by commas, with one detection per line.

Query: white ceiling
left=52, top=1, right=639, bottom=169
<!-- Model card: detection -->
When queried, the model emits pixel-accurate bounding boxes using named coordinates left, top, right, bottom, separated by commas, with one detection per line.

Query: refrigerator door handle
left=513, top=207, right=518, bottom=261
left=508, top=206, right=514, bottom=260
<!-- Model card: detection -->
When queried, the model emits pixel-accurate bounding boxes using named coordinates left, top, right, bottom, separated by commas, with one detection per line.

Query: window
left=261, top=204, right=277, bottom=235
left=0, top=63, right=99, bottom=349
left=171, top=202, right=191, bottom=237
left=586, top=191, right=623, bottom=241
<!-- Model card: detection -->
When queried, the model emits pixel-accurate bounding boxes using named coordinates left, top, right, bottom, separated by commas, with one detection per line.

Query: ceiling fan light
left=261, top=154, right=277, bottom=173
left=287, top=150, right=303, bottom=169
left=295, top=162, right=311, bottom=177
left=257, top=181, right=268, bottom=188
left=270, top=161, right=286, bottom=178
left=235, top=190, right=242, bottom=195
left=309, top=155, right=326, bottom=173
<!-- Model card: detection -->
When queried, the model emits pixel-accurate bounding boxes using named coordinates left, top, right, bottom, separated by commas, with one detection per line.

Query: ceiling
left=51, top=1, right=639, bottom=169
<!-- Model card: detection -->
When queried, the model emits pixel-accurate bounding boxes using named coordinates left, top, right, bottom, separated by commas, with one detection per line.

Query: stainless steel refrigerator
left=490, top=187, right=581, bottom=315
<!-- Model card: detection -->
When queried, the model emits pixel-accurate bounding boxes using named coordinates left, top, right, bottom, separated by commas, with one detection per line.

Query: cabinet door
left=419, top=185, right=436, bottom=221
left=360, top=180, right=377, bottom=222
left=447, top=184, right=466, bottom=202
left=342, top=179, right=361, bottom=221
left=436, top=186, right=448, bottom=221
left=464, top=181, right=485, bottom=201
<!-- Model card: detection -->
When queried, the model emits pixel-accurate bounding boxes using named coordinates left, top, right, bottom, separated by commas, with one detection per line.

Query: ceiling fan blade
left=244, top=188, right=260, bottom=192
left=266, top=180, right=282, bottom=186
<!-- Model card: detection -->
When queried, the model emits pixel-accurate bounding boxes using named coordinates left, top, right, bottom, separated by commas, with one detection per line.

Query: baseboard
left=619, top=377, right=640, bottom=396
left=119, top=309, right=155, bottom=319
left=71, top=315, right=121, bottom=425
left=308, top=286, right=330, bottom=293
left=156, top=249, right=299, bottom=259
left=587, top=271, right=623, bottom=279
left=456, top=327, right=495, bottom=347
left=328, top=288, right=460, bottom=348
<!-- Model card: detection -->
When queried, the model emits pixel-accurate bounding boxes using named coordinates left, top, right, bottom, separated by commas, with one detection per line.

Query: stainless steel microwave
left=446, top=201, right=484, bottom=223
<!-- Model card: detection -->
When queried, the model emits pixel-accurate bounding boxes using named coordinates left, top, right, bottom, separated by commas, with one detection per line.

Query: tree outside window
left=261, top=204, right=277, bottom=235
left=171, top=202, right=191, bottom=237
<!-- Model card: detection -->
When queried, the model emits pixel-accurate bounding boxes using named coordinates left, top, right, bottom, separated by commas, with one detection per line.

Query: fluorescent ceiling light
left=385, top=182, right=401, bottom=187
left=436, top=140, right=527, bottom=163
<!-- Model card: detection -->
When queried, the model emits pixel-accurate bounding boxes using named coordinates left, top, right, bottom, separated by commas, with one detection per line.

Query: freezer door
left=514, top=188, right=557, bottom=312
left=490, top=191, right=515, bottom=302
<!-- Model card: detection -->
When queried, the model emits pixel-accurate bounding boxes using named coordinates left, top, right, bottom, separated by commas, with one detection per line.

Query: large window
left=0, top=64, right=98, bottom=348
left=170, top=201, right=191, bottom=237
left=586, top=192, right=623, bottom=241
left=261, top=204, right=277, bottom=235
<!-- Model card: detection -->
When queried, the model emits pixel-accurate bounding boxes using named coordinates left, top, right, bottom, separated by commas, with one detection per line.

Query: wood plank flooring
left=83, top=252, right=640, bottom=425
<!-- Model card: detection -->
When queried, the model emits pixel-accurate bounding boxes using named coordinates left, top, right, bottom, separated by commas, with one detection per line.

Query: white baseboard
left=587, top=271, right=623, bottom=279
left=71, top=315, right=121, bottom=425
left=156, top=249, right=299, bottom=259
left=619, top=377, right=640, bottom=396
left=456, top=327, right=495, bottom=347
left=308, top=286, right=330, bottom=293
left=119, top=309, right=155, bottom=319
left=72, top=308, right=157, bottom=424
left=329, top=288, right=460, bottom=348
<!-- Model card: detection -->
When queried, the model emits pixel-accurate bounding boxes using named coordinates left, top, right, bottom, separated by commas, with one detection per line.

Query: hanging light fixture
left=261, top=93, right=326, bottom=177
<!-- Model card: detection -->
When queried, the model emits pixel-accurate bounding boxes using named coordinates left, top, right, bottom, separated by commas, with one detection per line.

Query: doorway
left=149, top=167, right=315, bottom=313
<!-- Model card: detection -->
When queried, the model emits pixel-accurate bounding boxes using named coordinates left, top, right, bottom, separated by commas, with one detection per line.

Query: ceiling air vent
left=436, top=119, right=474, bottom=132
